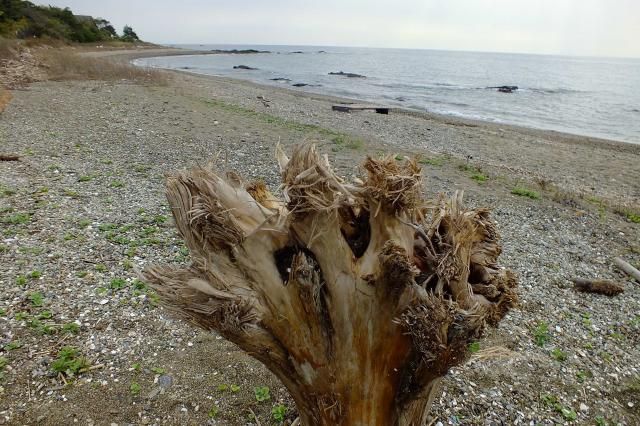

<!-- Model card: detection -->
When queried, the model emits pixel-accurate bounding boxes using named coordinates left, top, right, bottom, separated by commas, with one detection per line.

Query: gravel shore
left=0, top=48, right=638, bottom=425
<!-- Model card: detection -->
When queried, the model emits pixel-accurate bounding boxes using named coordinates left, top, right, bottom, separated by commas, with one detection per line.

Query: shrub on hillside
left=0, top=0, right=139, bottom=43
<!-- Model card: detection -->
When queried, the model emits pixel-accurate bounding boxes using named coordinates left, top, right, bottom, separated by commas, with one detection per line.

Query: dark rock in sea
left=233, top=65, right=259, bottom=70
left=489, top=85, right=518, bottom=93
left=270, top=77, right=291, bottom=82
left=178, top=66, right=193, bottom=70
left=290, top=51, right=304, bottom=54
left=329, top=71, right=366, bottom=78
left=317, top=50, right=327, bottom=53
left=292, top=83, right=321, bottom=87
left=211, top=49, right=270, bottom=54
left=395, top=96, right=406, bottom=102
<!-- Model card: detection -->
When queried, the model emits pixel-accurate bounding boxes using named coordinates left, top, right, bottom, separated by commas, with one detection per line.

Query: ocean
left=134, top=44, right=640, bottom=144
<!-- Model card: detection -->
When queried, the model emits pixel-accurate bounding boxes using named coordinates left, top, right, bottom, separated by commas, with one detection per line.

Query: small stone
left=158, top=375, right=173, bottom=388
left=579, top=403, right=588, bottom=412
left=147, top=387, right=161, bottom=399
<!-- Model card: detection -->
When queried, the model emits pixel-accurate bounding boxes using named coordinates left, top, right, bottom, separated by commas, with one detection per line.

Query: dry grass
left=37, top=49, right=168, bottom=85
left=0, top=87, right=12, bottom=112
left=0, top=37, right=19, bottom=60
left=472, top=346, right=517, bottom=361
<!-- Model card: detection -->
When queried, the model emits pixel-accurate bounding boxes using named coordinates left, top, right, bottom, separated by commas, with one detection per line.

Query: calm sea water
left=135, top=44, right=640, bottom=144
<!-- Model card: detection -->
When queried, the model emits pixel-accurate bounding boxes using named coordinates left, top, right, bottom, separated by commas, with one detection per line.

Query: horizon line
left=154, top=41, right=640, bottom=61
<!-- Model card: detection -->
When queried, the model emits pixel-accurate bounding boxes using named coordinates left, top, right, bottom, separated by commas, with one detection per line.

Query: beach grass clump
left=533, top=321, right=550, bottom=346
left=38, top=49, right=167, bottom=85
left=613, top=206, right=640, bottom=224
left=471, top=173, right=488, bottom=183
left=585, top=197, right=639, bottom=224
left=2, top=212, right=30, bottom=225
left=457, top=162, right=489, bottom=183
left=51, top=346, right=90, bottom=375
left=512, top=187, right=540, bottom=200
left=332, top=134, right=364, bottom=150
left=628, top=212, right=640, bottom=224
left=458, top=163, right=483, bottom=174
left=418, top=156, right=446, bottom=167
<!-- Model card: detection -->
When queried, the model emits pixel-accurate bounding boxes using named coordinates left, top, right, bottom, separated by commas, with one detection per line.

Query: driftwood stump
left=143, top=145, right=517, bottom=425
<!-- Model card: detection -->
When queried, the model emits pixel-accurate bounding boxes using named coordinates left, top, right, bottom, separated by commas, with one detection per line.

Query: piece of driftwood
left=0, top=154, right=20, bottom=161
left=614, top=257, right=640, bottom=282
left=143, top=144, right=518, bottom=425
left=572, top=278, right=624, bottom=296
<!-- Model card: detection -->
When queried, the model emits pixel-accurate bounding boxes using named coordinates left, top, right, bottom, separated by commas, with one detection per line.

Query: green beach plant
left=51, top=346, right=90, bottom=375
left=512, top=187, right=540, bottom=200
left=254, top=386, right=271, bottom=402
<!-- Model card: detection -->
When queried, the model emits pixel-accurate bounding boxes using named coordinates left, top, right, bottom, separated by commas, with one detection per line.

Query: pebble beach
left=0, top=47, right=639, bottom=425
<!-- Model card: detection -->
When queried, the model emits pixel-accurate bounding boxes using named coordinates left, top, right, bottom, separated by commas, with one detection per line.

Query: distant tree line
left=0, top=0, right=140, bottom=42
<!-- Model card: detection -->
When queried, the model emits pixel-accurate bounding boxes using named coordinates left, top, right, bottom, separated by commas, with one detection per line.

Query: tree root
left=143, top=144, right=518, bottom=425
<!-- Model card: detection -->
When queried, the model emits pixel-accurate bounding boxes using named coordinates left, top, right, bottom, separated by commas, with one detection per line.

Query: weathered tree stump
left=143, top=144, right=517, bottom=425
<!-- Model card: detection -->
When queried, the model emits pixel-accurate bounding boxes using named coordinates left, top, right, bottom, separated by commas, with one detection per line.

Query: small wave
left=371, top=81, right=470, bottom=91
left=520, top=87, right=584, bottom=94
left=430, top=108, right=500, bottom=122
left=428, top=99, right=470, bottom=107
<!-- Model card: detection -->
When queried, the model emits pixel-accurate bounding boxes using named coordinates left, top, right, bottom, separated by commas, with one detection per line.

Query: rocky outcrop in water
left=212, top=49, right=269, bottom=54
left=489, top=85, right=518, bottom=93
left=329, top=71, right=366, bottom=78
left=233, top=65, right=259, bottom=70
left=270, top=77, right=291, bottom=82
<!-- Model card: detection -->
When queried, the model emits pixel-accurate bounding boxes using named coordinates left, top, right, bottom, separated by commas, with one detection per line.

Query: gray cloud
left=42, top=0, right=640, bottom=57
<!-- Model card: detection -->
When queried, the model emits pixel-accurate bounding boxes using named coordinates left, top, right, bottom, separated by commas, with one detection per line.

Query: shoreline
left=100, top=48, right=640, bottom=205
left=128, top=48, right=640, bottom=150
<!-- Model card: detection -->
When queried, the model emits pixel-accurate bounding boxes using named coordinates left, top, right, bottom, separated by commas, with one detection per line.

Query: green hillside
left=0, top=0, right=139, bottom=42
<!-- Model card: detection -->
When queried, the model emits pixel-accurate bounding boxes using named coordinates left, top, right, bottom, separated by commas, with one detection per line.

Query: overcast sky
left=42, top=0, right=639, bottom=58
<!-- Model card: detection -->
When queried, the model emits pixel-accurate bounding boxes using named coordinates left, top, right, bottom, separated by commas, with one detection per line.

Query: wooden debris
left=572, top=278, right=624, bottom=296
left=257, top=95, right=271, bottom=107
left=332, top=103, right=390, bottom=114
left=614, top=257, right=640, bottom=282
left=0, top=153, right=20, bottom=161
left=143, top=144, right=518, bottom=425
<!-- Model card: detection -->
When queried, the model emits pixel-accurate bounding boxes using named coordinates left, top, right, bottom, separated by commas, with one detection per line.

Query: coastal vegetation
left=511, top=186, right=540, bottom=199
left=0, top=0, right=139, bottom=43
left=39, top=49, right=166, bottom=84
